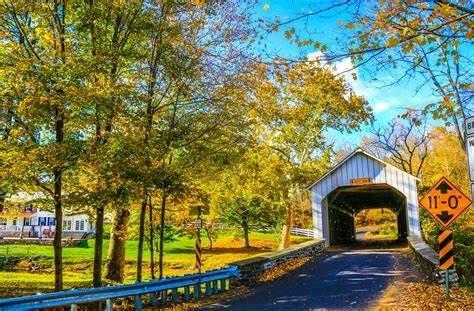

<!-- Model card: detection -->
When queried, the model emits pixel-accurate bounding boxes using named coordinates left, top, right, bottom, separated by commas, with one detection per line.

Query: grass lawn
left=0, top=231, right=311, bottom=297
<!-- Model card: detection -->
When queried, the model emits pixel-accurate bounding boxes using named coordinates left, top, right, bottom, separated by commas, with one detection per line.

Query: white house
left=0, top=203, right=93, bottom=239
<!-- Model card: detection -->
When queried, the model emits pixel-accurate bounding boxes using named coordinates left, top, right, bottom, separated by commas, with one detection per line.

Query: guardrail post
left=150, top=292, right=158, bottom=309
left=172, top=287, right=179, bottom=301
left=220, top=279, right=227, bottom=291
left=105, top=298, right=113, bottom=311
left=71, top=303, right=77, bottom=311
left=193, top=283, right=200, bottom=299
left=134, top=295, right=142, bottom=310
left=184, top=285, right=190, bottom=300
left=205, top=281, right=211, bottom=296
left=212, top=280, right=218, bottom=294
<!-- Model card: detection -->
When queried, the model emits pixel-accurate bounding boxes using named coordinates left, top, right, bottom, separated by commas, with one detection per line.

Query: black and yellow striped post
left=195, top=237, right=202, bottom=273
left=439, top=230, right=454, bottom=270
left=439, top=229, right=454, bottom=299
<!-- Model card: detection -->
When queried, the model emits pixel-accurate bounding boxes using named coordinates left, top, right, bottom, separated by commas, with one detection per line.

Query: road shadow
left=328, top=238, right=407, bottom=252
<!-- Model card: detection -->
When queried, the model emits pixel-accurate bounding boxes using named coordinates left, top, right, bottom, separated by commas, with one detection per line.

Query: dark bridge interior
left=326, top=183, right=407, bottom=244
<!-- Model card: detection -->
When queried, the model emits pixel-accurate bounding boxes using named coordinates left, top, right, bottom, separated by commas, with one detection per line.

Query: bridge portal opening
left=354, top=208, right=397, bottom=241
left=325, top=183, right=407, bottom=245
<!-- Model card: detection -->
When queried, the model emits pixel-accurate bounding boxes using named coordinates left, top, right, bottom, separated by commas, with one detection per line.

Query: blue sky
left=253, top=1, right=439, bottom=148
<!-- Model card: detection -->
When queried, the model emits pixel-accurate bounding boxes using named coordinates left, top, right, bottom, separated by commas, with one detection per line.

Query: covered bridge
left=308, top=149, right=422, bottom=245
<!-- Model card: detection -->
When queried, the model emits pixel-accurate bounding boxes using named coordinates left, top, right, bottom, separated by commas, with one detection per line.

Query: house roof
left=306, top=148, right=420, bottom=190
left=6, top=192, right=46, bottom=203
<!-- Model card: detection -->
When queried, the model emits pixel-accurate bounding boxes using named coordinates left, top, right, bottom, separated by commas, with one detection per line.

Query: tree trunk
left=105, top=206, right=130, bottom=283
left=53, top=106, right=64, bottom=291
left=206, top=231, right=213, bottom=251
left=242, top=225, right=250, bottom=248
left=148, top=195, right=155, bottom=279
left=93, top=205, right=104, bottom=287
left=0, top=192, right=6, bottom=213
left=242, top=209, right=250, bottom=248
left=53, top=168, right=63, bottom=291
left=158, top=190, right=167, bottom=279
left=136, top=189, right=147, bottom=282
left=278, top=203, right=292, bottom=250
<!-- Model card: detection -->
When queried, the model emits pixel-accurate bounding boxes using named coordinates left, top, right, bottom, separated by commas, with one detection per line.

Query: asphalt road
left=202, top=244, right=419, bottom=310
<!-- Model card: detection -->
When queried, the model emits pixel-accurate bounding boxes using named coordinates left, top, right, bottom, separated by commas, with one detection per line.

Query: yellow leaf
left=467, top=29, right=474, bottom=39
left=193, top=0, right=207, bottom=7
left=386, top=37, right=399, bottom=47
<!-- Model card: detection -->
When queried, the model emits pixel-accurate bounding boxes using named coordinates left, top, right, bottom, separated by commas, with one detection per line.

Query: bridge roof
left=307, top=148, right=420, bottom=190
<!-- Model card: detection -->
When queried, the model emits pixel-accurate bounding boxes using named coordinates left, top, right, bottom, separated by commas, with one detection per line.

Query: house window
left=0, top=218, right=6, bottom=226
left=24, top=217, right=31, bottom=226
left=12, top=220, right=16, bottom=226
left=39, top=217, right=47, bottom=226
left=63, top=220, right=72, bottom=231
left=75, top=220, right=85, bottom=231
left=48, top=218, right=56, bottom=226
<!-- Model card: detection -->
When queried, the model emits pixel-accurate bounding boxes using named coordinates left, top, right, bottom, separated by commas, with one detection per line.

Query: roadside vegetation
left=0, top=231, right=311, bottom=297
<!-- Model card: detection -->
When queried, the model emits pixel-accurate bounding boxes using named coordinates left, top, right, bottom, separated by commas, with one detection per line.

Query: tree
left=348, top=1, right=472, bottom=147
left=77, top=1, right=146, bottom=286
left=364, top=109, right=432, bottom=178
left=213, top=149, right=279, bottom=248
left=202, top=221, right=219, bottom=251
left=268, top=1, right=473, bottom=148
left=0, top=1, right=88, bottom=290
left=132, top=0, right=257, bottom=279
left=422, top=126, right=469, bottom=191
left=250, top=63, right=372, bottom=249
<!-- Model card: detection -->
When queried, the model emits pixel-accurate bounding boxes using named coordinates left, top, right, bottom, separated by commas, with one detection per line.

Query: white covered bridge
left=308, top=149, right=422, bottom=245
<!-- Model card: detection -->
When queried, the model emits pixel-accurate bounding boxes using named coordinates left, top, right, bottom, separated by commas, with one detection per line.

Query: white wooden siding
left=310, top=149, right=421, bottom=244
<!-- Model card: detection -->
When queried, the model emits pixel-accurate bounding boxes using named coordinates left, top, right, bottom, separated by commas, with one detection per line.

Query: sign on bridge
left=349, top=177, right=372, bottom=185
left=419, top=177, right=471, bottom=228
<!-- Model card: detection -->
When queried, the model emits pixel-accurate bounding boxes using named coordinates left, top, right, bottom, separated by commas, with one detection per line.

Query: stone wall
left=230, top=239, right=325, bottom=285
left=0, top=232, right=21, bottom=238
left=0, top=237, right=83, bottom=247
left=407, top=236, right=459, bottom=284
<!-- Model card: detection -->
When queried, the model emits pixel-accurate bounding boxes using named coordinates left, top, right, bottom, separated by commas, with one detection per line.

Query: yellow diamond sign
left=419, top=177, right=471, bottom=228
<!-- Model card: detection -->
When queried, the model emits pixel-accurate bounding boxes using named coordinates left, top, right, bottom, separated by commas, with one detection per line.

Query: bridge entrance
left=326, top=184, right=407, bottom=244
left=308, top=149, right=421, bottom=245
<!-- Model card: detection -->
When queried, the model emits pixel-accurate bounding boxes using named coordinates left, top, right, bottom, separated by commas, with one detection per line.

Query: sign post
left=439, top=229, right=454, bottom=299
left=190, top=204, right=209, bottom=274
left=419, top=177, right=472, bottom=300
left=195, top=205, right=202, bottom=274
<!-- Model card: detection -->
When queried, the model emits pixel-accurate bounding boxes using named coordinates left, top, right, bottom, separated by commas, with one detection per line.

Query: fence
left=0, top=266, right=239, bottom=311
left=290, top=228, right=315, bottom=238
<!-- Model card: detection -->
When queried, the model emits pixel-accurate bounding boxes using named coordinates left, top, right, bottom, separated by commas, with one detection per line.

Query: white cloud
left=373, top=102, right=390, bottom=113
left=333, top=57, right=353, bottom=76
left=306, top=51, right=325, bottom=64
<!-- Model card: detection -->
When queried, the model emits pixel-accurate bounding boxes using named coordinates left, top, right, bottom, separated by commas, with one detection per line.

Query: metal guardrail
left=290, top=228, right=315, bottom=238
left=0, top=266, right=239, bottom=311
